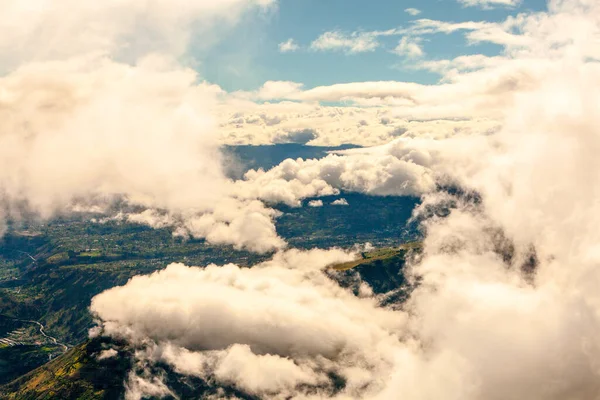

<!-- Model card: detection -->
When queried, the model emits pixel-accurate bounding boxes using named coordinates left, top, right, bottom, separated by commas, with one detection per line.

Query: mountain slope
left=1, top=244, right=420, bottom=399
left=1, top=339, right=131, bottom=400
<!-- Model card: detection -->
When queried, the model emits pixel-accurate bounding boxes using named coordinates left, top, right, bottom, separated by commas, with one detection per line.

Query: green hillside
left=1, top=243, right=421, bottom=399
left=0, top=339, right=130, bottom=400
left=330, top=242, right=422, bottom=271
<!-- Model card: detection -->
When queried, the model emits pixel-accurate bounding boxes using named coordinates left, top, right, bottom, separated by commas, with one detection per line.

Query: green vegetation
left=0, top=339, right=130, bottom=400
left=0, top=345, right=58, bottom=387
left=0, top=218, right=271, bottom=385
left=330, top=242, right=422, bottom=271
left=0, top=192, right=421, bottom=392
left=0, top=238, right=420, bottom=399
left=325, top=241, right=422, bottom=307
left=46, top=253, right=70, bottom=264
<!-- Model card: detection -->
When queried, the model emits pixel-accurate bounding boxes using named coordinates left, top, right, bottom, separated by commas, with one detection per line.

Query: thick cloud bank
left=0, top=0, right=440, bottom=253
left=90, top=0, right=600, bottom=399
left=0, top=0, right=289, bottom=253
left=90, top=249, right=403, bottom=399
left=234, top=141, right=438, bottom=207
left=8, top=0, right=596, bottom=256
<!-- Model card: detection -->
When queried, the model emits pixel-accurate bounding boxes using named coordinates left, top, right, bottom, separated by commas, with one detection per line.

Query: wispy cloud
left=405, top=8, right=422, bottom=16
left=393, top=36, right=425, bottom=58
left=409, top=18, right=533, bottom=48
left=309, top=27, right=406, bottom=55
left=310, top=31, right=380, bottom=54
left=306, top=14, right=530, bottom=57
left=0, top=0, right=287, bottom=253
left=278, top=38, right=299, bottom=53
left=458, top=0, right=522, bottom=9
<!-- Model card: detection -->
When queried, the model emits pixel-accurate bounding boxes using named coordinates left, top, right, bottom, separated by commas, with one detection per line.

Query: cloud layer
left=0, top=0, right=276, bottom=72
left=0, top=0, right=285, bottom=252
left=91, top=249, right=406, bottom=399
left=90, top=1, right=600, bottom=399
left=216, top=0, right=599, bottom=147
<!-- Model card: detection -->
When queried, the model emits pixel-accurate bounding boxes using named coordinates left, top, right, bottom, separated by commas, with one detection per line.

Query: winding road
left=17, top=318, right=69, bottom=352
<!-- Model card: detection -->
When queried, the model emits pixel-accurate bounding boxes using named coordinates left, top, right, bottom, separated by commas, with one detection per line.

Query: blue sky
left=199, top=0, right=549, bottom=91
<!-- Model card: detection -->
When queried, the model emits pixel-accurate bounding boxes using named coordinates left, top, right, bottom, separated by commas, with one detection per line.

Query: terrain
left=0, top=144, right=421, bottom=397
left=0, top=243, right=420, bottom=399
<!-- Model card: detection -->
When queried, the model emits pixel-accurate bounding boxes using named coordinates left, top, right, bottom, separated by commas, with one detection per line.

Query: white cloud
left=405, top=8, right=422, bottom=16
left=97, top=349, right=118, bottom=361
left=217, top=60, right=537, bottom=145
left=179, top=199, right=286, bottom=253
left=218, top=1, right=600, bottom=147
left=218, top=100, right=501, bottom=146
left=394, top=37, right=425, bottom=58
left=0, top=0, right=289, bottom=253
left=212, top=4, right=600, bottom=149
left=310, top=31, right=380, bottom=54
left=214, top=344, right=322, bottom=394
left=125, top=372, right=176, bottom=400
left=254, top=80, right=304, bottom=100
left=408, top=18, right=532, bottom=48
left=124, top=200, right=286, bottom=253
left=417, top=54, right=508, bottom=76
left=278, top=38, right=299, bottom=53
left=13, top=4, right=600, bottom=397
left=307, top=200, right=323, bottom=207
left=272, top=128, right=319, bottom=144
left=91, top=249, right=403, bottom=399
left=233, top=140, right=438, bottom=206
left=332, top=198, right=349, bottom=206
left=0, top=56, right=222, bottom=217
left=0, top=0, right=276, bottom=72
left=0, top=56, right=292, bottom=253
left=458, top=0, right=522, bottom=8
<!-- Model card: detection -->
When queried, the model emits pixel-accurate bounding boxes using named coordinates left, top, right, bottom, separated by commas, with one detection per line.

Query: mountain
left=1, top=338, right=130, bottom=400
left=0, top=243, right=420, bottom=399
left=0, top=145, right=421, bottom=392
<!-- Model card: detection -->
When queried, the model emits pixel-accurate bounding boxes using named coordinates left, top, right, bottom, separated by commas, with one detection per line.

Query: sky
left=201, top=0, right=549, bottom=90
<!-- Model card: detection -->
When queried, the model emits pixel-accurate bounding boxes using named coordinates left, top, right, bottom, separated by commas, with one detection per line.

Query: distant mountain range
left=223, top=143, right=360, bottom=179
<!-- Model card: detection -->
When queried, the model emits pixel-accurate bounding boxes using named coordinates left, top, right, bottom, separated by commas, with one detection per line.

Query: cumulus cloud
left=0, top=56, right=222, bottom=218
left=217, top=0, right=600, bottom=147
left=218, top=98, right=501, bottom=146
left=394, top=37, right=425, bottom=58
left=9, top=0, right=588, bottom=259
left=233, top=140, right=438, bottom=207
left=250, top=80, right=305, bottom=101
left=272, top=128, right=319, bottom=144
left=217, top=53, right=548, bottom=146
left=123, top=200, right=286, bottom=253
left=389, top=126, right=409, bottom=137
left=179, top=200, right=286, bottom=253
left=0, top=0, right=276, bottom=72
left=97, top=349, right=118, bottom=361
left=0, top=59, right=286, bottom=251
left=278, top=38, right=300, bottom=53
left=331, top=198, right=349, bottom=206
left=125, top=372, right=176, bottom=400
left=91, top=248, right=404, bottom=399
left=0, top=0, right=290, bottom=253
left=307, top=200, right=323, bottom=207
